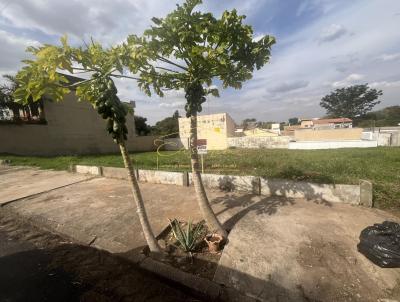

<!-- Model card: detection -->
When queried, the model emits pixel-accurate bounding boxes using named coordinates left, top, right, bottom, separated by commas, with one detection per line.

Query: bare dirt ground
left=0, top=208, right=202, bottom=302
left=213, top=194, right=400, bottom=302
left=2, top=166, right=400, bottom=301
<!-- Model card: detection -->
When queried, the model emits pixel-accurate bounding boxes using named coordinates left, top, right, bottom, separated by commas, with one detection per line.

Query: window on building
left=0, top=100, right=46, bottom=124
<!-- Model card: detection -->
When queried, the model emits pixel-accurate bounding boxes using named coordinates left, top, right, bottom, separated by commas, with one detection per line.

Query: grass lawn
left=1, top=147, right=399, bottom=209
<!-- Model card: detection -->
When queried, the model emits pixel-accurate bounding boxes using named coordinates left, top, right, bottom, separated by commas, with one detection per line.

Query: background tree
left=288, top=117, right=299, bottom=125
left=13, top=37, right=161, bottom=252
left=241, top=118, right=257, bottom=130
left=353, top=105, right=400, bottom=128
left=126, top=0, right=275, bottom=237
left=151, top=110, right=180, bottom=137
left=0, top=74, right=43, bottom=122
left=134, top=115, right=152, bottom=136
left=0, top=75, right=18, bottom=120
left=320, top=84, right=383, bottom=119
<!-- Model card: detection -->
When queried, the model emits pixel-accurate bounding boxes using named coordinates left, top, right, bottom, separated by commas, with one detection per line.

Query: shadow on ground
left=212, top=186, right=331, bottom=231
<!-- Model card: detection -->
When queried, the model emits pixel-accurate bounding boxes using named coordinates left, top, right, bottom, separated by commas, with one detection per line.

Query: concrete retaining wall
left=227, top=136, right=290, bottom=149
left=75, top=165, right=101, bottom=175
left=102, top=166, right=129, bottom=180
left=260, top=178, right=361, bottom=205
left=288, top=140, right=378, bottom=149
left=188, top=173, right=260, bottom=194
left=73, top=165, right=372, bottom=206
left=138, top=169, right=186, bottom=186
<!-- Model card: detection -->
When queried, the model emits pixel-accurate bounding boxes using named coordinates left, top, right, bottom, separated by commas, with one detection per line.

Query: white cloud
left=370, top=80, right=400, bottom=88
left=345, top=73, right=364, bottom=81
left=378, top=53, right=400, bottom=62
left=318, top=24, right=347, bottom=43
left=0, top=0, right=177, bottom=44
left=332, top=73, right=364, bottom=87
left=159, top=101, right=185, bottom=108
left=269, top=80, right=309, bottom=93
left=0, top=0, right=400, bottom=124
left=0, top=30, right=39, bottom=75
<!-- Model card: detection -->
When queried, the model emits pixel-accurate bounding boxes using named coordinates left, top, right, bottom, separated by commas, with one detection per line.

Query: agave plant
left=169, top=219, right=204, bottom=253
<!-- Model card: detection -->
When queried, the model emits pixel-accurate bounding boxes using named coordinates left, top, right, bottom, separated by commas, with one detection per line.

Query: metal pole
left=201, top=154, right=204, bottom=174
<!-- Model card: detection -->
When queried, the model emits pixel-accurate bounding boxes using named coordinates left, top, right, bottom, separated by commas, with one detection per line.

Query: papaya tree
left=13, top=38, right=162, bottom=252
left=123, top=0, right=275, bottom=237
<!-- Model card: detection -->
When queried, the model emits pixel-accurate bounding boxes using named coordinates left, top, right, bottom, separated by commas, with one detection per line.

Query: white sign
left=197, top=145, right=207, bottom=155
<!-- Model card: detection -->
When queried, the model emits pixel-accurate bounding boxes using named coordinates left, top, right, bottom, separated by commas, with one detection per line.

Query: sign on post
left=196, top=139, right=207, bottom=173
left=196, top=139, right=207, bottom=155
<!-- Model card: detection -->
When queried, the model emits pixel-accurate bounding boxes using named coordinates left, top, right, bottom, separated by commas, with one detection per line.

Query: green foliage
left=353, top=106, right=400, bottom=128
left=0, top=75, right=17, bottom=119
left=288, top=117, right=299, bottom=125
left=169, top=219, right=204, bottom=252
left=0, top=74, right=44, bottom=122
left=13, top=36, right=135, bottom=143
left=80, top=74, right=128, bottom=143
left=13, top=0, right=275, bottom=140
left=134, top=115, right=152, bottom=136
left=151, top=111, right=180, bottom=137
left=241, top=118, right=257, bottom=129
left=127, top=0, right=275, bottom=117
left=320, top=84, right=383, bottom=119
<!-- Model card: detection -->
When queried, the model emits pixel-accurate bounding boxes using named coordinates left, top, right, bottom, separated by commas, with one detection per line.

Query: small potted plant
left=204, top=233, right=224, bottom=253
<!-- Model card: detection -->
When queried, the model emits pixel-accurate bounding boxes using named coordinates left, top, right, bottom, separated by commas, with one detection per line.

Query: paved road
left=0, top=210, right=202, bottom=302
left=0, top=228, right=83, bottom=302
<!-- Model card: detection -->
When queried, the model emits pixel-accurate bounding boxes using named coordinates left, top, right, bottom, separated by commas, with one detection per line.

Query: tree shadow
left=212, top=194, right=296, bottom=231
left=0, top=239, right=323, bottom=302
left=211, top=176, right=333, bottom=230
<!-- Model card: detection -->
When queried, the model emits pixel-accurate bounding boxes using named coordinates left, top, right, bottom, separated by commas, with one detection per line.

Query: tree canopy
left=125, top=0, right=275, bottom=117
left=288, top=117, right=299, bottom=125
left=134, top=115, right=152, bottom=136
left=353, top=105, right=400, bottom=127
left=320, top=84, right=383, bottom=119
left=151, top=110, right=180, bottom=137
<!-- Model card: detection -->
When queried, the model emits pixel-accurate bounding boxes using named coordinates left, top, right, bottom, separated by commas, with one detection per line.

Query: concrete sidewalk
left=0, top=166, right=227, bottom=255
left=0, top=166, right=92, bottom=205
left=1, top=166, right=400, bottom=301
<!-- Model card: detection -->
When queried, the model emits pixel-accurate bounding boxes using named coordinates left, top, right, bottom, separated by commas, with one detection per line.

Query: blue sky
left=0, top=0, right=399, bottom=124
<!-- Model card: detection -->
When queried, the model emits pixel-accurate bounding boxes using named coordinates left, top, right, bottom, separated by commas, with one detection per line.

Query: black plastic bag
left=357, top=221, right=400, bottom=268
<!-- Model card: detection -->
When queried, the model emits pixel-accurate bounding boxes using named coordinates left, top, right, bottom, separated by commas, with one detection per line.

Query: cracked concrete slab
left=213, top=195, right=400, bottom=301
left=2, top=174, right=226, bottom=258
left=0, top=167, right=92, bottom=205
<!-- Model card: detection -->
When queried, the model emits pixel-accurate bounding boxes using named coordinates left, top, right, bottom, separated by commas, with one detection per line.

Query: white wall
left=288, top=140, right=378, bottom=150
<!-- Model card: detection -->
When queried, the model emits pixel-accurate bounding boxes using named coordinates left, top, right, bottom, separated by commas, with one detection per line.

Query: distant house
left=312, top=118, right=353, bottom=129
left=300, top=118, right=353, bottom=129
left=0, top=74, right=157, bottom=156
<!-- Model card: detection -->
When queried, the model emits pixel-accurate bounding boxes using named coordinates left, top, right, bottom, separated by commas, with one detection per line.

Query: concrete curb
left=72, top=165, right=372, bottom=207
left=137, top=256, right=257, bottom=302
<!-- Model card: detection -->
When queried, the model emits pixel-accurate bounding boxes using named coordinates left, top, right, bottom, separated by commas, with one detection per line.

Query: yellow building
left=178, top=113, right=236, bottom=150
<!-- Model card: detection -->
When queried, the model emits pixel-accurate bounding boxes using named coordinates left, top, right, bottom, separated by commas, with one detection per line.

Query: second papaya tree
left=124, top=0, right=276, bottom=237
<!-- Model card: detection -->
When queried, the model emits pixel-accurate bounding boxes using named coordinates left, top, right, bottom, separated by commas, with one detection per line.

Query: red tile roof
left=313, top=118, right=352, bottom=124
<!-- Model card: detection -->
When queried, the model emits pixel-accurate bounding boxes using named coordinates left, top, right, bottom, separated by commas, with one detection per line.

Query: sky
left=0, top=0, right=399, bottom=125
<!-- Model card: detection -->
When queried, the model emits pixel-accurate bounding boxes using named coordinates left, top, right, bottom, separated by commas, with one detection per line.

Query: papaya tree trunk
left=119, top=141, right=161, bottom=253
left=189, top=113, right=228, bottom=238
